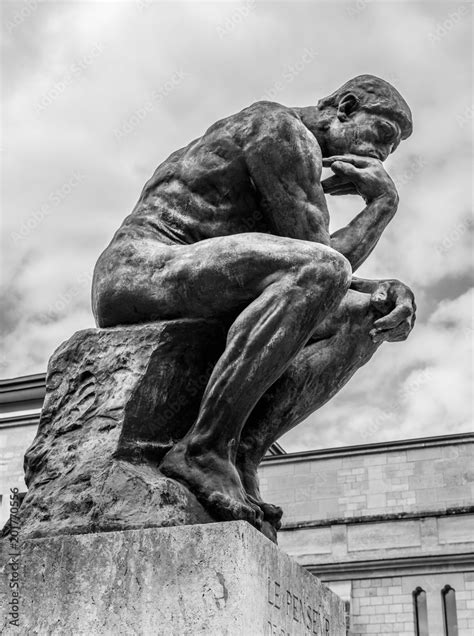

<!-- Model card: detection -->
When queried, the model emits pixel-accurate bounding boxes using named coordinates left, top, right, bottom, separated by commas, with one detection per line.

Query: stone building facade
left=260, top=434, right=474, bottom=635
left=1, top=373, right=473, bottom=635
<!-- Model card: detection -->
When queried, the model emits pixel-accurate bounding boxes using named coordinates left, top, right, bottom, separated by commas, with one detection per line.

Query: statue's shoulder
left=231, top=101, right=300, bottom=141
left=243, top=100, right=289, bottom=112
left=202, top=102, right=295, bottom=143
left=240, top=100, right=295, bottom=121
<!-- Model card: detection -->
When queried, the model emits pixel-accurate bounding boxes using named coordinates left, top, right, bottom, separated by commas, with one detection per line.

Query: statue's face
left=325, top=110, right=402, bottom=161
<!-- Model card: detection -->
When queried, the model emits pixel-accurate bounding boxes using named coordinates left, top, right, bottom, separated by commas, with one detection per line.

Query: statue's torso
left=112, top=102, right=329, bottom=246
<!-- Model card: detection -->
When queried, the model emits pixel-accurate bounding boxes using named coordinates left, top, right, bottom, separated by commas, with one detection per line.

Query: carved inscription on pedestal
left=266, top=578, right=331, bottom=635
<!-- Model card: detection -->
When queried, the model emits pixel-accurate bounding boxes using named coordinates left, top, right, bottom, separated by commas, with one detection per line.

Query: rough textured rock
left=19, top=319, right=226, bottom=540
left=3, top=521, right=346, bottom=635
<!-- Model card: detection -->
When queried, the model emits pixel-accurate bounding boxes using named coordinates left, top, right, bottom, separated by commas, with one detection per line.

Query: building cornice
left=0, top=372, right=46, bottom=395
left=0, top=373, right=46, bottom=415
left=0, top=413, right=41, bottom=429
left=309, top=552, right=474, bottom=581
left=262, top=432, right=474, bottom=464
left=280, top=506, right=474, bottom=531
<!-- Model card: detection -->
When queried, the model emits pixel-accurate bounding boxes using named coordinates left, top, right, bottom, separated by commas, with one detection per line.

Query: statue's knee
left=309, top=247, right=351, bottom=298
left=326, top=249, right=352, bottom=291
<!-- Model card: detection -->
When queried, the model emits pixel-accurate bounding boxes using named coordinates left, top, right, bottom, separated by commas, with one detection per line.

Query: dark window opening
left=442, top=585, right=458, bottom=636
left=413, top=587, right=429, bottom=636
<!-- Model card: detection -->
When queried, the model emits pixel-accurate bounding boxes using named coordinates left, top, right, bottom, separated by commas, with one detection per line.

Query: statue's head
left=317, top=74, right=413, bottom=160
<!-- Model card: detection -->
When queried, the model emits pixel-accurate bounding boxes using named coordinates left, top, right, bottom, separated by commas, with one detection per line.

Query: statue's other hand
left=322, top=155, right=398, bottom=204
left=369, top=279, right=416, bottom=343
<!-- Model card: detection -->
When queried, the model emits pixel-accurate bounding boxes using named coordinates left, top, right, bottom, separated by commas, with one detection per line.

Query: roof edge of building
left=262, top=432, right=474, bottom=463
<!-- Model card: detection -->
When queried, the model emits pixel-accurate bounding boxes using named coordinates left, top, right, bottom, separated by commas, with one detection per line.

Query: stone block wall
left=259, top=437, right=474, bottom=525
left=350, top=572, right=474, bottom=636
left=259, top=436, right=474, bottom=636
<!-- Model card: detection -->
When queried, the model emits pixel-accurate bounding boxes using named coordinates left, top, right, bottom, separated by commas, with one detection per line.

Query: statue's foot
left=238, top=458, right=283, bottom=530
left=160, top=442, right=263, bottom=529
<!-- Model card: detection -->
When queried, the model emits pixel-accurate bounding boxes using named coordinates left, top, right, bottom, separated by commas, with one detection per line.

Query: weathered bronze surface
left=24, top=75, right=417, bottom=540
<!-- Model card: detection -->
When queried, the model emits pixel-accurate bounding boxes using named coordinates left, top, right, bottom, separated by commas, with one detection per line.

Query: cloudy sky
left=1, top=0, right=472, bottom=451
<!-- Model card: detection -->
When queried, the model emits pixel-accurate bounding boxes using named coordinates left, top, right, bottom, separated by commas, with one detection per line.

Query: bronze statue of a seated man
left=92, top=74, right=416, bottom=532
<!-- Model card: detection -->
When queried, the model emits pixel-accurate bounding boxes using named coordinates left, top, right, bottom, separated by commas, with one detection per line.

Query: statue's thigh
left=96, top=233, right=342, bottom=323
left=155, top=232, right=332, bottom=317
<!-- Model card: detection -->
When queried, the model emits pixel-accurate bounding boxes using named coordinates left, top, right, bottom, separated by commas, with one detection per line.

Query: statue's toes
left=249, top=501, right=264, bottom=528
left=208, top=492, right=262, bottom=529
left=261, top=502, right=283, bottom=529
left=246, top=494, right=266, bottom=525
left=207, top=491, right=233, bottom=520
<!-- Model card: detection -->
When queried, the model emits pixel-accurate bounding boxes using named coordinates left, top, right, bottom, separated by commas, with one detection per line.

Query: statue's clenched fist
left=369, top=279, right=416, bottom=343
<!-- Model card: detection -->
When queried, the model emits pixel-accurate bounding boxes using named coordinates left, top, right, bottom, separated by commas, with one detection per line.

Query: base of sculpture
left=2, top=521, right=345, bottom=635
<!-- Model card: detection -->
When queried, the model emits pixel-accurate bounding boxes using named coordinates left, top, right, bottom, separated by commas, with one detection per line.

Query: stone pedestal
left=19, top=319, right=226, bottom=539
left=3, top=521, right=345, bottom=635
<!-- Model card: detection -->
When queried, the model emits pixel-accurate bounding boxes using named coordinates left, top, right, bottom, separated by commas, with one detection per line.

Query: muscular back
left=114, top=102, right=331, bottom=246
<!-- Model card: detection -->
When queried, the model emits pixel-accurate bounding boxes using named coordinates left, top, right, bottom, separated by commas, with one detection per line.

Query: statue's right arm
left=242, top=105, right=331, bottom=244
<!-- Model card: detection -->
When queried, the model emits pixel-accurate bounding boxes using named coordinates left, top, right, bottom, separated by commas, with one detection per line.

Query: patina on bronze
left=92, top=74, right=416, bottom=534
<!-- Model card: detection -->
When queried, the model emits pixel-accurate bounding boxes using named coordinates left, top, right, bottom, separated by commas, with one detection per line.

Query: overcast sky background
left=1, top=1, right=472, bottom=451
